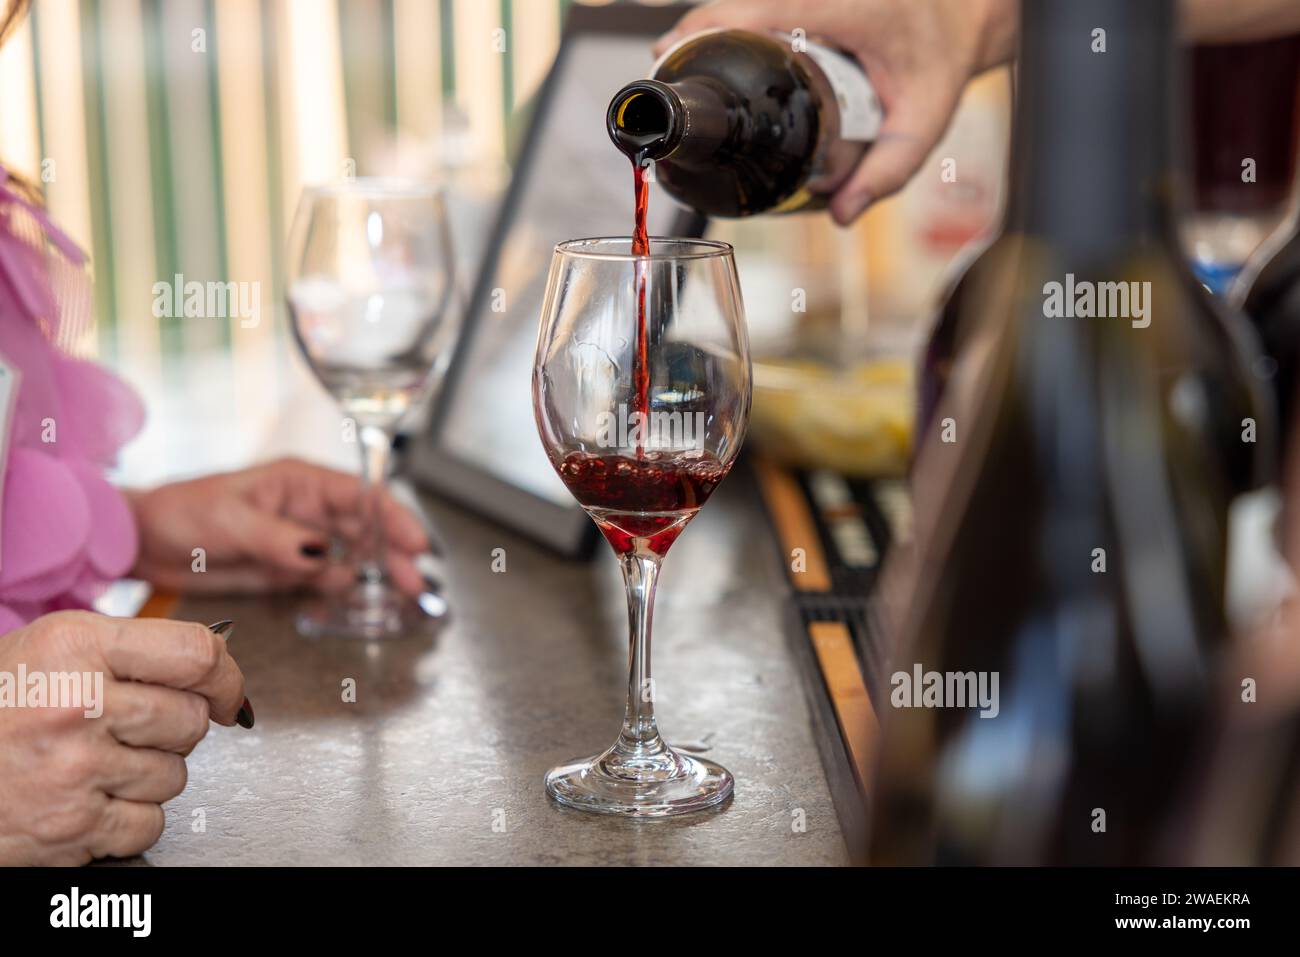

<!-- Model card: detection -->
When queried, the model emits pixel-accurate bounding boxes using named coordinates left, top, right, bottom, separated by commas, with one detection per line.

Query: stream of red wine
left=632, top=159, right=650, bottom=459
left=546, top=155, right=732, bottom=557
left=632, top=158, right=650, bottom=255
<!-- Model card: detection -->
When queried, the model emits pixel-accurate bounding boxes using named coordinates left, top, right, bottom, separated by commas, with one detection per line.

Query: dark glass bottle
left=915, top=12, right=1274, bottom=501
left=1235, top=221, right=1300, bottom=453
left=871, top=0, right=1264, bottom=866
left=607, top=29, right=881, bottom=217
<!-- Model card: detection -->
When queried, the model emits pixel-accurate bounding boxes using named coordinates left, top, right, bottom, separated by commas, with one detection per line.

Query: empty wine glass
left=286, top=179, right=457, bottom=639
left=533, top=237, right=751, bottom=816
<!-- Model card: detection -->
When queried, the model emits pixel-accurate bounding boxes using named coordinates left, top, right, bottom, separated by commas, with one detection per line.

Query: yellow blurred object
left=750, top=356, right=914, bottom=477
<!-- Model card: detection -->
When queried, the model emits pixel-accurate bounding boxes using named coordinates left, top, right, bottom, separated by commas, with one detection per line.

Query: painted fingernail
left=300, top=542, right=327, bottom=558
left=208, top=622, right=254, bottom=729
left=236, top=696, right=255, bottom=729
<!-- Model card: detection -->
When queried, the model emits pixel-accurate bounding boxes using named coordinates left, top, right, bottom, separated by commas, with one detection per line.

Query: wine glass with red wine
left=533, top=237, right=751, bottom=816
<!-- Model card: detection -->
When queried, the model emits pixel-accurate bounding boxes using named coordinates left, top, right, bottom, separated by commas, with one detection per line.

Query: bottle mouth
left=607, top=81, right=682, bottom=161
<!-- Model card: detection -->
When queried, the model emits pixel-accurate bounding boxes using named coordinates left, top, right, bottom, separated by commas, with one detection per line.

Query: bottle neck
left=1007, top=0, right=1185, bottom=253
left=608, top=79, right=733, bottom=167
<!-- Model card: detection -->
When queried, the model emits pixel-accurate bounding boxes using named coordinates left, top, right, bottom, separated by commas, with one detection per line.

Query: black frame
left=404, top=1, right=705, bottom=559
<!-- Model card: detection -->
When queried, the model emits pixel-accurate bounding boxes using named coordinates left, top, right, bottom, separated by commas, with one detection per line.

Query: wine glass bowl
left=288, top=180, right=457, bottom=426
left=285, top=179, right=457, bottom=640
left=534, top=237, right=751, bottom=816
left=535, top=238, right=750, bottom=557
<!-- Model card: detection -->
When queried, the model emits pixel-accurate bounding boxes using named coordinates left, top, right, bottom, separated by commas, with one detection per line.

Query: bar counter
left=131, top=473, right=851, bottom=865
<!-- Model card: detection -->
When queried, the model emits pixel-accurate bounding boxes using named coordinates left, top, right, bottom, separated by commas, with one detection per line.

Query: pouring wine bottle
left=870, top=0, right=1264, bottom=866
left=607, top=29, right=882, bottom=217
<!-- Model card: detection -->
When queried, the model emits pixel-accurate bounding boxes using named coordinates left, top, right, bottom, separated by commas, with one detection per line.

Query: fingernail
left=300, top=542, right=327, bottom=558
left=209, top=622, right=254, bottom=729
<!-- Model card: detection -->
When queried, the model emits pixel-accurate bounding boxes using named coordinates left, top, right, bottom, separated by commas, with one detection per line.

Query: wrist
left=120, top=487, right=152, bottom=580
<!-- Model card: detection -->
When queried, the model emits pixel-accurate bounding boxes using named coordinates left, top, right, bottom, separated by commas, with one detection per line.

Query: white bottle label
left=803, top=41, right=883, bottom=142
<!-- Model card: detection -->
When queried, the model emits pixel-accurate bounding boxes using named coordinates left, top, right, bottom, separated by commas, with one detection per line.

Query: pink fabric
left=0, top=166, right=143, bottom=636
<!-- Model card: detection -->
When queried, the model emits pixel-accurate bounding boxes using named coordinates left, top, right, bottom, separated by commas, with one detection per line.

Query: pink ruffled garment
left=0, top=166, right=144, bottom=636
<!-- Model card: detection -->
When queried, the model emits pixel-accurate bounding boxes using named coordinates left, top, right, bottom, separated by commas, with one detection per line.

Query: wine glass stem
left=615, top=552, right=668, bottom=757
left=357, top=424, right=392, bottom=585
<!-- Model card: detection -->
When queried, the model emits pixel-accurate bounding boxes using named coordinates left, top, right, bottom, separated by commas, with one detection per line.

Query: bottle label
left=803, top=41, right=883, bottom=142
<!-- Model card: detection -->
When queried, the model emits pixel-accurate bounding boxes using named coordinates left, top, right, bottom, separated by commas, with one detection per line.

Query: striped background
left=0, top=0, right=579, bottom=367
left=0, top=0, right=601, bottom=480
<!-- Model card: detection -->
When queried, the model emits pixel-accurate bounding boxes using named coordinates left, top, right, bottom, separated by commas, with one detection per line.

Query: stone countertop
left=137, top=473, right=849, bottom=865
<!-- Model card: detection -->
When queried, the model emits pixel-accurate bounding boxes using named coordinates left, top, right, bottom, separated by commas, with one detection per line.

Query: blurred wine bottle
left=871, top=0, right=1268, bottom=866
left=1187, top=37, right=1300, bottom=295
left=918, top=36, right=1279, bottom=502
left=606, top=29, right=882, bottom=216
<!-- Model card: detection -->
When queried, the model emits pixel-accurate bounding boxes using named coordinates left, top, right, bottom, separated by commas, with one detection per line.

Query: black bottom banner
left=0, top=864, right=1293, bottom=943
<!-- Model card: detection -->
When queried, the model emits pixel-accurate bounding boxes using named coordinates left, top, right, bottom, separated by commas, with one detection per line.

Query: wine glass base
left=295, top=580, right=445, bottom=641
left=545, top=747, right=734, bottom=818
